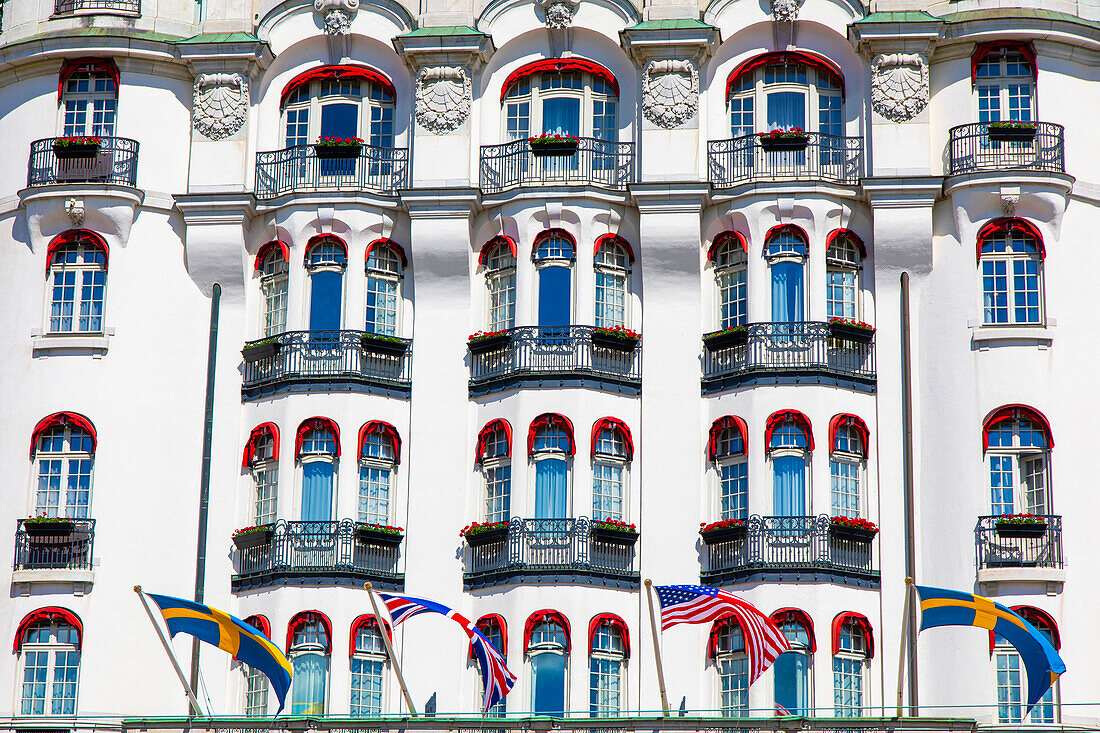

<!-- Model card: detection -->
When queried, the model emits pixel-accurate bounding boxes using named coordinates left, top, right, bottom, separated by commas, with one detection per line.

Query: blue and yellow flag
left=147, top=593, right=293, bottom=713
left=916, top=585, right=1065, bottom=710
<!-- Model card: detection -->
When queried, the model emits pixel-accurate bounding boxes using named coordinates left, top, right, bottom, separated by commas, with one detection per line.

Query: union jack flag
left=375, top=591, right=517, bottom=713
left=654, top=584, right=790, bottom=684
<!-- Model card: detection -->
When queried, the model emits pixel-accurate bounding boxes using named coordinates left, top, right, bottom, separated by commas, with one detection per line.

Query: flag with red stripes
left=654, top=584, right=790, bottom=683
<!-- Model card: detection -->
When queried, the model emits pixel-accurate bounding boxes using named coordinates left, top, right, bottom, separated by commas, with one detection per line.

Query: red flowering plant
left=529, top=132, right=579, bottom=145
left=987, top=121, right=1037, bottom=130
left=359, top=522, right=404, bottom=536
left=829, top=318, right=875, bottom=331
left=757, top=126, right=806, bottom=140
left=459, top=521, right=509, bottom=539
left=53, top=136, right=102, bottom=148
left=592, top=518, right=638, bottom=534
left=699, top=518, right=745, bottom=534
left=830, top=516, right=879, bottom=534
left=24, top=513, right=75, bottom=526
left=592, top=325, right=640, bottom=341
left=468, top=329, right=510, bottom=343
left=315, top=136, right=364, bottom=147
left=995, top=513, right=1047, bottom=527
left=232, top=525, right=270, bottom=537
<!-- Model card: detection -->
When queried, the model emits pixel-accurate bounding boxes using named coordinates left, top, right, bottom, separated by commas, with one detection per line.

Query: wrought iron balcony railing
left=241, top=330, right=411, bottom=400
left=708, top=133, right=863, bottom=187
left=947, top=122, right=1064, bottom=175
left=480, top=137, right=635, bottom=194
left=254, top=144, right=409, bottom=199
left=56, top=0, right=140, bottom=13
left=976, top=515, right=1063, bottom=570
left=468, top=325, right=641, bottom=396
left=28, top=137, right=139, bottom=187
left=463, top=517, right=639, bottom=589
left=14, top=519, right=95, bottom=572
left=701, top=322, right=876, bottom=394
left=232, top=519, right=403, bottom=592
left=701, top=515, right=879, bottom=587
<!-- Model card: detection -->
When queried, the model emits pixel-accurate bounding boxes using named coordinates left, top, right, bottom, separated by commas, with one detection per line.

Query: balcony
left=232, top=520, right=403, bottom=592
left=254, top=144, right=409, bottom=200
left=479, top=137, right=635, bottom=194
left=28, top=137, right=139, bottom=187
left=241, top=330, right=411, bottom=401
left=701, top=322, right=876, bottom=394
left=947, top=122, right=1064, bottom=176
left=701, top=515, right=879, bottom=588
left=976, top=515, right=1064, bottom=592
left=708, top=133, right=863, bottom=188
left=463, top=517, right=639, bottom=590
left=13, top=519, right=95, bottom=588
left=55, top=0, right=140, bottom=13
left=468, top=326, right=641, bottom=397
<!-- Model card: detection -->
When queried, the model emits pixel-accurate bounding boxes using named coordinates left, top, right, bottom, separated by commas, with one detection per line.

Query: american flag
left=375, top=591, right=517, bottom=713
left=654, top=584, right=790, bottom=684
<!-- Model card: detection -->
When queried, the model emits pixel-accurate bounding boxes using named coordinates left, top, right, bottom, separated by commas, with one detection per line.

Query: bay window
left=18, top=615, right=80, bottom=716
left=288, top=613, right=329, bottom=715
left=365, top=242, right=403, bottom=336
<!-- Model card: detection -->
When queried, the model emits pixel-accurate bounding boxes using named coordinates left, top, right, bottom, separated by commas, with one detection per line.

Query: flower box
left=700, top=525, right=746, bottom=545
left=232, top=527, right=273, bottom=551
left=530, top=140, right=578, bottom=157
left=53, top=143, right=102, bottom=159
left=829, top=524, right=877, bottom=543
left=703, top=328, right=748, bottom=350
left=758, top=135, right=808, bottom=152
left=995, top=521, right=1047, bottom=538
left=463, top=525, right=509, bottom=548
left=828, top=322, right=875, bottom=344
left=592, top=527, right=639, bottom=547
left=591, top=331, right=640, bottom=352
left=360, top=334, right=408, bottom=357
left=314, top=143, right=362, bottom=159
left=988, top=125, right=1037, bottom=143
left=468, top=333, right=511, bottom=354
left=23, top=520, right=75, bottom=538
left=356, top=525, right=404, bottom=546
left=242, top=341, right=280, bottom=362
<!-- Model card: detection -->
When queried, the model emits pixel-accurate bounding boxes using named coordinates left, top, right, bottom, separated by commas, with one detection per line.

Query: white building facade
left=0, top=0, right=1096, bottom=728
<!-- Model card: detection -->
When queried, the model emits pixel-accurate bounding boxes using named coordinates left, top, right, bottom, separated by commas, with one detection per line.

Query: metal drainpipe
left=900, top=272, right=919, bottom=713
left=189, top=283, right=220, bottom=714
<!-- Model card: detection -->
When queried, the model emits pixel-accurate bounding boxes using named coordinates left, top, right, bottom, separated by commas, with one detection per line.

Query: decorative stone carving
left=315, top=0, right=358, bottom=34
left=192, top=73, right=248, bottom=141
left=415, top=67, right=472, bottom=134
left=770, top=0, right=800, bottom=21
left=536, top=0, right=578, bottom=28
left=871, top=53, right=929, bottom=123
left=1001, top=194, right=1020, bottom=215
left=65, top=198, right=85, bottom=227
left=642, top=60, right=698, bottom=129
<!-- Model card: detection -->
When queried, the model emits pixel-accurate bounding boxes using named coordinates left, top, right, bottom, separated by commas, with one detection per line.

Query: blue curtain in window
left=535, top=459, right=568, bottom=519
left=771, top=262, right=804, bottom=323
left=542, top=98, right=580, bottom=136
left=309, top=271, right=343, bottom=333
left=291, top=653, right=328, bottom=715
left=773, top=455, right=806, bottom=516
left=766, top=92, right=806, bottom=130
left=301, top=462, right=334, bottom=521
left=531, top=652, right=566, bottom=717
left=773, top=651, right=809, bottom=715
left=538, top=266, right=571, bottom=343
left=319, top=103, right=359, bottom=175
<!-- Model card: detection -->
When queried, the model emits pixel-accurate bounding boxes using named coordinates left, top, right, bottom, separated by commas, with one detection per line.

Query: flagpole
left=133, top=586, right=205, bottom=716
left=364, top=582, right=418, bottom=717
left=895, top=577, right=914, bottom=718
left=643, top=579, right=670, bottom=717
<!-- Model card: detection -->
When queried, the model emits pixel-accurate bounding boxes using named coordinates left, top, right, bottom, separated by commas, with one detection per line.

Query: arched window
left=710, top=616, right=748, bottom=717
left=481, top=237, right=517, bottom=331
left=477, top=420, right=512, bottom=523
left=60, top=61, right=117, bottom=138
left=46, top=231, right=108, bottom=334
left=709, top=232, right=748, bottom=330
left=17, top=609, right=82, bottom=715
left=529, top=414, right=575, bottom=520
left=243, top=615, right=272, bottom=716
left=350, top=616, right=388, bottom=716
left=772, top=610, right=814, bottom=716
left=525, top=611, right=569, bottom=717
left=826, top=230, right=865, bottom=320
left=594, top=235, right=632, bottom=328
left=365, top=240, right=405, bottom=336
left=829, top=415, right=868, bottom=518
left=534, top=230, right=576, bottom=338
left=993, top=607, right=1058, bottom=724
left=305, top=236, right=347, bottom=334
left=973, top=44, right=1035, bottom=127
left=726, top=52, right=843, bottom=139
left=281, top=66, right=395, bottom=151
left=766, top=411, right=812, bottom=517
left=983, top=406, right=1052, bottom=516
left=978, top=219, right=1044, bottom=325
left=588, top=617, right=626, bottom=716
left=709, top=416, right=748, bottom=521
left=832, top=613, right=872, bottom=717
left=256, top=242, right=289, bottom=337
left=591, top=418, right=632, bottom=522
left=288, top=612, right=330, bottom=715
left=502, top=59, right=618, bottom=143
left=31, top=413, right=96, bottom=519
left=476, top=615, right=508, bottom=716
left=765, top=226, right=808, bottom=325
left=358, top=422, right=399, bottom=526
left=296, top=418, right=339, bottom=522
left=243, top=423, right=280, bottom=526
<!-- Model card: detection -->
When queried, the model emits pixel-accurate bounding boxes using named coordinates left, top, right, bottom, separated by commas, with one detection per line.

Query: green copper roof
left=624, top=18, right=715, bottom=30
left=396, top=25, right=485, bottom=37
left=16, top=27, right=185, bottom=43
left=946, top=8, right=1100, bottom=28
left=854, top=11, right=943, bottom=24
left=178, top=32, right=263, bottom=44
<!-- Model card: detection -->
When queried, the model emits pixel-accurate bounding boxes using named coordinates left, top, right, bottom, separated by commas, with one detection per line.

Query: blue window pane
left=309, top=270, right=343, bottom=332
left=531, top=652, right=566, bottom=717
left=538, top=266, right=571, bottom=330
left=542, top=97, right=580, bottom=136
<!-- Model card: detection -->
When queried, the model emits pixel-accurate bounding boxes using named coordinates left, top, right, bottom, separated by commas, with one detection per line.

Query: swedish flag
left=916, top=585, right=1065, bottom=710
left=148, top=593, right=293, bottom=713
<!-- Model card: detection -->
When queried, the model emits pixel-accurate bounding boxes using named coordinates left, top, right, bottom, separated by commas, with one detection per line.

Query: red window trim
left=707, top=230, right=748, bottom=262
left=831, top=611, right=874, bottom=658
left=765, top=223, right=809, bottom=244
left=244, top=614, right=271, bottom=639
left=523, top=609, right=570, bottom=654
left=527, top=413, right=576, bottom=456
left=707, top=613, right=743, bottom=659
left=46, top=229, right=110, bottom=275
left=58, top=58, right=119, bottom=101
left=304, top=233, right=348, bottom=263
left=988, top=606, right=1060, bottom=652
left=366, top=238, right=408, bottom=269
left=588, top=613, right=630, bottom=658
left=295, top=417, right=341, bottom=458
left=254, top=240, right=290, bottom=272
left=476, top=419, right=513, bottom=464
left=825, top=228, right=866, bottom=259
left=982, top=404, right=1054, bottom=450
left=30, top=412, right=97, bottom=458
left=349, top=614, right=394, bottom=655
left=764, top=410, right=814, bottom=452
left=533, top=228, right=577, bottom=254
left=828, top=414, right=869, bottom=458
left=976, top=217, right=1045, bottom=261
left=280, top=64, right=397, bottom=108
left=358, top=420, right=401, bottom=465
left=971, top=41, right=1037, bottom=84
left=469, top=614, right=508, bottom=659
left=286, top=610, right=332, bottom=654
left=591, top=417, right=633, bottom=461
left=594, top=233, right=635, bottom=264
left=242, top=422, right=280, bottom=468
left=726, top=51, right=845, bottom=99
left=15, top=608, right=83, bottom=652
left=770, top=608, right=816, bottom=652
left=707, top=415, right=749, bottom=461
left=501, top=58, right=619, bottom=101
left=478, top=235, right=517, bottom=265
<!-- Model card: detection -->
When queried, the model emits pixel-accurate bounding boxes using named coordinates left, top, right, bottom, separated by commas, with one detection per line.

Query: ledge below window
left=970, top=323, right=1054, bottom=350
left=32, top=329, right=113, bottom=357
left=978, top=566, right=1065, bottom=595
left=12, top=568, right=95, bottom=595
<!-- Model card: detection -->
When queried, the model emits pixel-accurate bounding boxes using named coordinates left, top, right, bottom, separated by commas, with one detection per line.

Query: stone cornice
left=392, top=28, right=495, bottom=70
left=630, top=182, right=710, bottom=214
left=619, top=21, right=721, bottom=66
left=862, top=176, right=943, bottom=208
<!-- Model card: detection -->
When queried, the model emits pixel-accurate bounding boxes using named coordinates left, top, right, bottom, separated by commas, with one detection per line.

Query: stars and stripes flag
left=375, top=591, right=517, bottom=713
left=654, top=584, right=790, bottom=684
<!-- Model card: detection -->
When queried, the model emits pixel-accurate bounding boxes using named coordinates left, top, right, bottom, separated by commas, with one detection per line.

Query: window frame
left=364, top=243, right=404, bottom=336
left=349, top=622, right=387, bottom=717
left=727, top=62, right=843, bottom=137
left=773, top=618, right=814, bottom=716
left=281, top=77, right=396, bottom=150
left=483, top=241, right=517, bottom=332
left=978, top=229, right=1044, bottom=327
left=826, top=234, right=863, bottom=321
left=591, top=427, right=629, bottom=523
left=594, top=241, right=631, bottom=329
left=18, top=619, right=81, bottom=716
left=588, top=621, right=626, bottom=717
left=832, top=619, right=868, bottom=718
left=249, top=432, right=279, bottom=526
left=985, top=416, right=1052, bottom=516
left=527, top=620, right=569, bottom=717
left=60, top=71, right=117, bottom=138
left=502, top=70, right=619, bottom=142
left=32, top=423, right=95, bottom=519
left=259, top=249, right=289, bottom=337
left=479, top=424, right=513, bottom=524
left=713, top=240, right=748, bottom=330
left=713, top=621, right=749, bottom=717
left=829, top=424, right=864, bottom=518
left=712, top=425, right=748, bottom=521
left=45, top=241, right=107, bottom=336
left=974, top=51, right=1036, bottom=124
left=358, top=428, right=396, bottom=526
left=288, top=616, right=330, bottom=716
